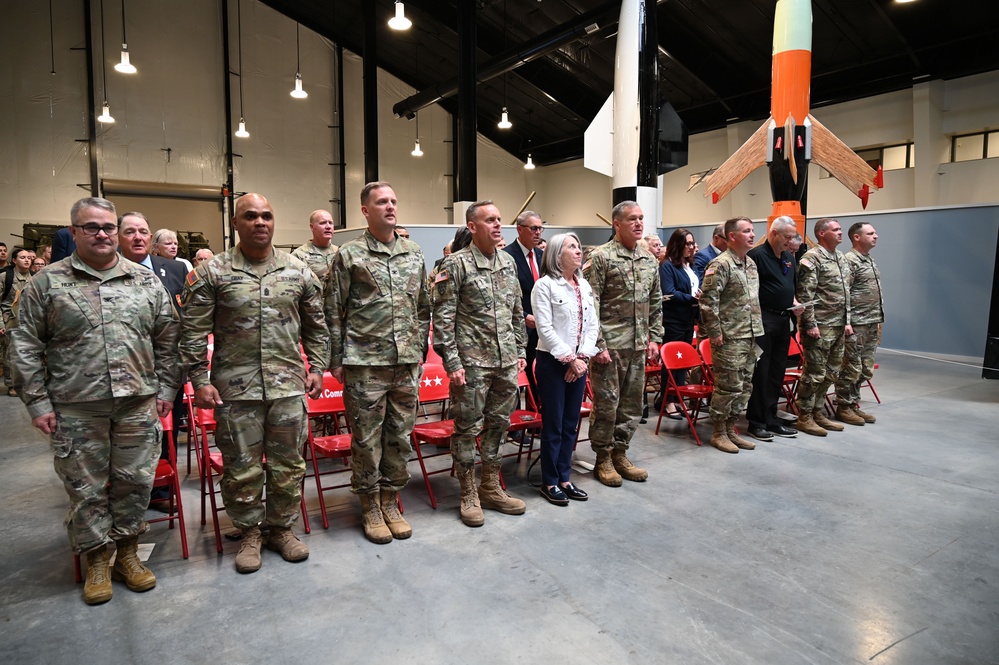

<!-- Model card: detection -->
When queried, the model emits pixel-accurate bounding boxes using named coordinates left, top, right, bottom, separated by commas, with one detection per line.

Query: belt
left=762, top=307, right=791, bottom=317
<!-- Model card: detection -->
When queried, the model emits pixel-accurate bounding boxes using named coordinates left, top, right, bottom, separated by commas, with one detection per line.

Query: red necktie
left=528, top=250, right=539, bottom=282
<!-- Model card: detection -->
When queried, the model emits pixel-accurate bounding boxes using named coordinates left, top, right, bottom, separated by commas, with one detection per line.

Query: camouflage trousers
left=836, top=323, right=879, bottom=405
left=342, top=364, right=418, bottom=495
left=1, top=331, right=9, bottom=386
left=50, top=395, right=160, bottom=554
left=213, top=396, right=308, bottom=530
left=796, top=326, right=846, bottom=413
left=450, top=364, right=518, bottom=465
left=709, top=337, right=757, bottom=423
left=588, top=348, right=646, bottom=453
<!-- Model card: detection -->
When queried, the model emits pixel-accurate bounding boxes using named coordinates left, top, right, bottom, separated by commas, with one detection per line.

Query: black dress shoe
left=769, top=423, right=798, bottom=437
left=540, top=485, right=570, bottom=506
left=560, top=482, right=588, bottom=501
left=747, top=426, right=774, bottom=441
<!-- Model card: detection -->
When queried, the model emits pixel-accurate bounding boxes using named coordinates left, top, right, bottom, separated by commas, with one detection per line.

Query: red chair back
left=661, top=341, right=704, bottom=372
left=418, top=365, right=451, bottom=403
left=308, top=372, right=346, bottom=414
left=697, top=338, right=713, bottom=367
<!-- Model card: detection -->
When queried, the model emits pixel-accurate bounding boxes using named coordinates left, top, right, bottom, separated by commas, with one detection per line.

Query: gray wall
left=336, top=204, right=999, bottom=360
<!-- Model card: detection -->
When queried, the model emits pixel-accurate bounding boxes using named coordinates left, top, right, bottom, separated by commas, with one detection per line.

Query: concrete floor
left=0, top=351, right=997, bottom=665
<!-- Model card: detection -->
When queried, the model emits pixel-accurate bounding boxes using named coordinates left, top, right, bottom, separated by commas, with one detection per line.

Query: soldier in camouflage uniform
left=180, top=193, right=329, bottom=574
left=292, top=209, right=339, bottom=283
left=432, top=200, right=528, bottom=527
left=835, top=222, right=884, bottom=425
left=2, top=247, right=33, bottom=395
left=700, top=217, right=763, bottom=453
left=584, top=201, right=663, bottom=485
left=795, top=218, right=853, bottom=436
left=326, top=182, right=430, bottom=544
left=10, top=197, right=180, bottom=605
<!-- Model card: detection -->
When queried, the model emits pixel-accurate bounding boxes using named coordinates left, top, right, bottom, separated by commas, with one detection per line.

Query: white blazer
left=531, top=273, right=601, bottom=360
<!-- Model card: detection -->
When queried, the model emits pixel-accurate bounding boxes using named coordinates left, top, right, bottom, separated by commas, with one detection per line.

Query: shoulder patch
left=800, top=258, right=813, bottom=270
left=433, top=269, right=449, bottom=284
left=705, top=267, right=716, bottom=276
left=185, top=270, right=201, bottom=287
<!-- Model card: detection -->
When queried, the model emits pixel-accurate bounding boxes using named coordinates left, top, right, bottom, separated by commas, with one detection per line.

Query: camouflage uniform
left=180, top=246, right=329, bottom=530
left=584, top=238, right=663, bottom=452
left=10, top=253, right=180, bottom=553
left=292, top=240, right=339, bottom=283
left=432, top=244, right=526, bottom=464
left=699, top=250, right=763, bottom=422
left=836, top=249, right=884, bottom=406
left=2, top=269, right=30, bottom=387
left=326, top=231, right=430, bottom=494
left=795, top=245, right=851, bottom=413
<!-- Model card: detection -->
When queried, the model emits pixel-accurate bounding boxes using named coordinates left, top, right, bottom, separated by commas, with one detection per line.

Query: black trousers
left=747, top=310, right=792, bottom=430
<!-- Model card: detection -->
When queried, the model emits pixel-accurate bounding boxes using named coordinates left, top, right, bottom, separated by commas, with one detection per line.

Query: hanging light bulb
left=411, top=139, right=423, bottom=157
left=388, top=1, right=412, bottom=30
left=497, top=107, right=512, bottom=129
left=98, top=102, right=115, bottom=124
left=524, top=154, right=536, bottom=170
left=115, top=44, right=137, bottom=74
left=290, top=73, right=308, bottom=99
left=235, top=117, right=249, bottom=138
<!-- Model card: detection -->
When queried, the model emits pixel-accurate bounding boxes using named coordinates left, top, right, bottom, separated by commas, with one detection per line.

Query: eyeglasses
left=524, top=225, right=543, bottom=233
left=74, top=224, right=119, bottom=236
left=120, top=228, right=151, bottom=238
left=685, top=241, right=696, bottom=246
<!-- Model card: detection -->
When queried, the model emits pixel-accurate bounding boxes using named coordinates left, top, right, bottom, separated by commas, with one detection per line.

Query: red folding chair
left=305, top=373, right=354, bottom=529
left=697, top=338, right=715, bottom=386
left=781, top=335, right=805, bottom=414
left=655, top=341, right=713, bottom=445
left=410, top=364, right=455, bottom=509
left=74, top=414, right=188, bottom=582
left=505, top=369, right=543, bottom=465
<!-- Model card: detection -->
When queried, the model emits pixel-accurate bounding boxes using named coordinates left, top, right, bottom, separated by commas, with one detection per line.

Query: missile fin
left=584, top=93, right=615, bottom=177
left=808, top=114, right=880, bottom=200
left=703, top=120, right=770, bottom=203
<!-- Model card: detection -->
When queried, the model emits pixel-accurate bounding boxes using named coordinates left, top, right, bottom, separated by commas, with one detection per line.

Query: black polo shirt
left=747, top=241, right=796, bottom=312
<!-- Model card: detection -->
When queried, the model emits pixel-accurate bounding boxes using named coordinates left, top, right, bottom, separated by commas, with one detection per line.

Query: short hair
left=309, top=209, right=332, bottom=225
left=11, top=247, right=29, bottom=261
left=151, top=229, right=177, bottom=247
left=360, top=181, right=393, bottom=205
left=516, top=210, right=541, bottom=227
left=665, top=228, right=693, bottom=266
left=814, top=218, right=838, bottom=235
left=612, top=200, right=639, bottom=222
left=0, top=242, right=6, bottom=248
left=712, top=223, right=726, bottom=239
left=465, top=200, right=494, bottom=224
left=119, top=211, right=149, bottom=226
left=539, top=232, right=582, bottom=280
left=451, top=227, right=473, bottom=252
left=770, top=216, right=797, bottom=236
left=847, top=221, right=869, bottom=240
left=70, top=197, right=115, bottom=225
left=724, top=216, right=752, bottom=238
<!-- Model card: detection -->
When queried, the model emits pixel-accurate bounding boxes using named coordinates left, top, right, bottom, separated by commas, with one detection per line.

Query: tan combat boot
left=795, top=412, right=827, bottom=437
left=83, top=545, right=113, bottom=605
left=710, top=420, right=739, bottom=453
left=235, top=526, right=263, bottom=573
left=725, top=419, right=756, bottom=450
left=813, top=409, right=844, bottom=431
left=358, top=493, right=393, bottom=544
left=455, top=463, right=484, bottom=527
left=611, top=449, right=649, bottom=481
left=111, top=536, right=156, bottom=592
left=380, top=489, right=412, bottom=539
left=835, top=404, right=865, bottom=426
left=266, top=527, right=310, bottom=561
left=478, top=462, right=526, bottom=515
left=852, top=404, right=876, bottom=423
left=593, top=449, right=623, bottom=486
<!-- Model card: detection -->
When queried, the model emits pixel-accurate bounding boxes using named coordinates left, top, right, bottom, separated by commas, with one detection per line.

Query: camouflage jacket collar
left=814, top=244, right=842, bottom=261
left=231, top=244, right=291, bottom=275
left=848, top=247, right=873, bottom=263
left=469, top=243, right=504, bottom=271
left=362, top=229, right=415, bottom=258
left=609, top=237, right=649, bottom=260
left=722, top=248, right=749, bottom=267
left=69, top=251, right=137, bottom=282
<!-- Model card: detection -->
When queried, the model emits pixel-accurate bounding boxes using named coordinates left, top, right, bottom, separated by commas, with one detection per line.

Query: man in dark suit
left=692, top=223, right=727, bottom=284
left=503, top=210, right=544, bottom=402
left=118, top=212, right=187, bottom=308
left=51, top=226, right=76, bottom=263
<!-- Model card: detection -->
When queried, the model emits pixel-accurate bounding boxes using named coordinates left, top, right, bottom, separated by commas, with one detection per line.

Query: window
left=952, top=131, right=997, bottom=162
left=819, top=141, right=913, bottom=178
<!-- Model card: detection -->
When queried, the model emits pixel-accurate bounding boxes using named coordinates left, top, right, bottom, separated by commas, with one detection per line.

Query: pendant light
left=97, top=0, right=115, bottom=123
left=290, top=23, right=308, bottom=99
left=114, top=0, right=136, bottom=73
left=234, top=0, right=249, bottom=138
left=388, top=2, right=412, bottom=30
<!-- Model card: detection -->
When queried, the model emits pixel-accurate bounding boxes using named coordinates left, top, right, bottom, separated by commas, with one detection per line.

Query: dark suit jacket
left=149, top=255, right=188, bottom=313
left=659, top=261, right=699, bottom=337
left=503, top=242, right=543, bottom=348
left=692, top=244, right=722, bottom=284
left=51, top=227, right=76, bottom=263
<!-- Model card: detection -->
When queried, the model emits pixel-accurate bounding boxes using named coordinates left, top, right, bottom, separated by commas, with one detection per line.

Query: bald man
left=292, top=209, right=339, bottom=282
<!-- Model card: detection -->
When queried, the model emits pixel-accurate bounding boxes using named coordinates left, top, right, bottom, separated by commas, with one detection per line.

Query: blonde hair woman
left=151, top=229, right=193, bottom=272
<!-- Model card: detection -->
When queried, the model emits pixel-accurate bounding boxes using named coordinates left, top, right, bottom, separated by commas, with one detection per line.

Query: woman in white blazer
left=530, top=233, right=600, bottom=506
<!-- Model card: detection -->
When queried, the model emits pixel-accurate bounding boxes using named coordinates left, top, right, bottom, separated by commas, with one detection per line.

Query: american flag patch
left=433, top=270, right=448, bottom=284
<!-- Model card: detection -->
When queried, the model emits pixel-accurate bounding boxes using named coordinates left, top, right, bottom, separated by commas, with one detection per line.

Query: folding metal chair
left=655, top=341, right=713, bottom=445
left=410, top=364, right=455, bottom=509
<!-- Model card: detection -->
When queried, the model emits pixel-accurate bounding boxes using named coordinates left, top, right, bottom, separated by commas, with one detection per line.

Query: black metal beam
left=362, top=1, right=378, bottom=184
left=455, top=0, right=476, bottom=202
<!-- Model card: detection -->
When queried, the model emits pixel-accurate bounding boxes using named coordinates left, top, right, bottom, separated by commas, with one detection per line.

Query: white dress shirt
left=531, top=273, right=600, bottom=360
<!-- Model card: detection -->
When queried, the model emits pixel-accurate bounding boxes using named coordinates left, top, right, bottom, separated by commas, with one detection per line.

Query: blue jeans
left=535, top=351, right=587, bottom=486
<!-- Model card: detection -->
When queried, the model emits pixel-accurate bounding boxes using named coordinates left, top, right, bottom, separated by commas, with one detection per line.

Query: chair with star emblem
left=304, top=371, right=354, bottom=529
left=655, top=341, right=713, bottom=445
left=410, top=364, right=455, bottom=508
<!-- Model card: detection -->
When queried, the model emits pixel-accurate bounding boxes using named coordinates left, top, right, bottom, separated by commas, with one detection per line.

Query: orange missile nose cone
left=874, top=165, right=884, bottom=189
left=859, top=184, right=870, bottom=209
left=712, top=191, right=720, bottom=204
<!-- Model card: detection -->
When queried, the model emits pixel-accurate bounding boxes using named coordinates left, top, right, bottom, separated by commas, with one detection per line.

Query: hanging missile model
left=703, top=0, right=883, bottom=227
